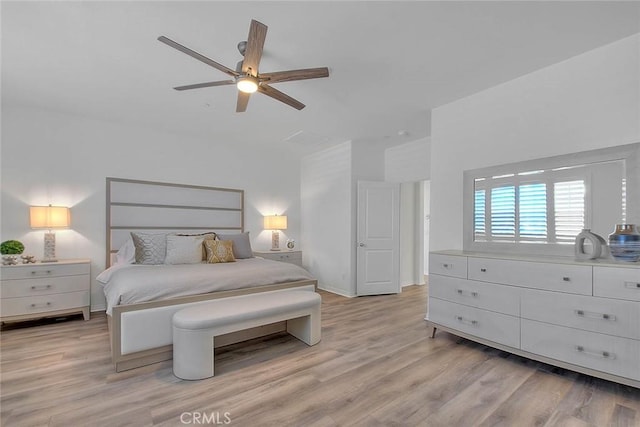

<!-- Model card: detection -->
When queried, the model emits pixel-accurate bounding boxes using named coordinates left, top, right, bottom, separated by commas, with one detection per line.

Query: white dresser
left=0, top=259, right=91, bottom=323
left=427, top=251, right=640, bottom=388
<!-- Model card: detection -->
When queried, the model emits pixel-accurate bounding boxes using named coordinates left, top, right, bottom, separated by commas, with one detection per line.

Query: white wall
left=1, top=106, right=303, bottom=311
left=385, top=137, right=431, bottom=183
left=430, top=34, right=640, bottom=252
left=301, top=140, right=385, bottom=297
left=301, top=142, right=353, bottom=296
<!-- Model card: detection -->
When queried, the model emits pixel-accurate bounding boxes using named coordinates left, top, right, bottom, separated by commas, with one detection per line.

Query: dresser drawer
left=0, top=275, right=89, bottom=298
left=428, top=297, right=520, bottom=348
left=594, top=266, right=640, bottom=301
left=429, top=253, right=467, bottom=279
left=429, top=274, right=520, bottom=316
left=521, top=289, right=640, bottom=340
left=1, top=291, right=89, bottom=317
left=522, top=319, right=640, bottom=381
left=468, top=257, right=592, bottom=295
left=1, top=262, right=90, bottom=280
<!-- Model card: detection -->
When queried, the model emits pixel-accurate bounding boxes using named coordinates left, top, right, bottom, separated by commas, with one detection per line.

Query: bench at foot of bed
left=172, top=290, right=322, bottom=380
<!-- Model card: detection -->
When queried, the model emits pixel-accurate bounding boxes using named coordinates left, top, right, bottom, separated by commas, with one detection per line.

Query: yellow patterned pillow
left=204, top=239, right=236, bottom=263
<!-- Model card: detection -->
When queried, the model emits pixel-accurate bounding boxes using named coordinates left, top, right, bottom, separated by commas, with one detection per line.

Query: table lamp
left=30, top=205, right=70, bottom=262
left=264, top=214, right=287, bottom=251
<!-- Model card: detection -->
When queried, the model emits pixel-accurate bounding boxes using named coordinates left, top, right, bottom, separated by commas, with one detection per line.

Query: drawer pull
left=456, top=289, right=479, bottom=298
left=562, top=277, right=571, bottom=282
left=574, top=345, right=616, bottom=360
left=442, top=263, right=452, bottom=269
left=455, top=315, right=478, bottom=326
left=30, top=302, right=52, bottom=308
left=574, top=309, right=616, bottom=322
left=31, top=270, right=53, bottom=275
left=30, top=284, right=53, bottom=291
left=480, top=268, right=487, bottom=273
left=624, top=281, right=640, bottom=290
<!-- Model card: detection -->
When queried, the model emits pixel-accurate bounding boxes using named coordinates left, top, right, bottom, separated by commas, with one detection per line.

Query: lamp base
left=271, top=230, right=281, bottom=251
left=43, top=232, right=57, bottom=262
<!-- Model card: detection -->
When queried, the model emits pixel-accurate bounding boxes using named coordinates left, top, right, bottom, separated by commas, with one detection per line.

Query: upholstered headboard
left=106, top=177, right=244, bottom=267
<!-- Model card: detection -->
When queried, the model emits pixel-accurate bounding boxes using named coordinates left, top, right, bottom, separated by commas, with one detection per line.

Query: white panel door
left=357, top=181, right=400, bottom=295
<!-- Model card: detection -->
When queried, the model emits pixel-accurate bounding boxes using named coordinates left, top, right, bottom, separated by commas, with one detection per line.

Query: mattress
left=97, top=258, right=314, bottom=315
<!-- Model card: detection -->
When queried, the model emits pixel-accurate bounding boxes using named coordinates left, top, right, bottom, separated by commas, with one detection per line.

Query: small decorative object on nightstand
left=254, top=250, right=302, bottom=267
left=286, top=239, right=295, bottom=250
left=0, top=259, right=91, bottom=323
left=1, top=240, right=25, bottom=265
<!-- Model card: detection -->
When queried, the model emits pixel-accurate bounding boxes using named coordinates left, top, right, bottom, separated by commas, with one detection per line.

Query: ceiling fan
left=158, top=19, right=329, bottom=112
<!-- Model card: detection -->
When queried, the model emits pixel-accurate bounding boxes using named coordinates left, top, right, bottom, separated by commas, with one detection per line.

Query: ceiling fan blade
left=174, top=80, right=235, bottom=91
left=260, top=67, right=329, bottom=84
left=242, top=20, right=267, bottom=76
left=236, top=91, right=250, bottom=112
left=258, top=84, right=305, bottom=110
left=158, top=36, right=238, bottom=78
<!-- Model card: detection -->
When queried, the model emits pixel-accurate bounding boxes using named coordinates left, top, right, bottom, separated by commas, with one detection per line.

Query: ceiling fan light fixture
left=236, top=75, right=259, bottom=93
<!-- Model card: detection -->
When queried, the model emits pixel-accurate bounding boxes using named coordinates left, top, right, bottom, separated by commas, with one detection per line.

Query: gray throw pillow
left=131, top=232, right=167, bottom=265
left=217, top=232, right=253, bottom=259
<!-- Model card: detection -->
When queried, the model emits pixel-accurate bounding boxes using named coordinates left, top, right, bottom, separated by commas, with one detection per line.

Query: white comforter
left=97, top=258, right=314, bottom=315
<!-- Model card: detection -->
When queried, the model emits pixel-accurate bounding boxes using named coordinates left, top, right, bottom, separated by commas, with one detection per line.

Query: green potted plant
left=1, top=240, right=25, bottom=265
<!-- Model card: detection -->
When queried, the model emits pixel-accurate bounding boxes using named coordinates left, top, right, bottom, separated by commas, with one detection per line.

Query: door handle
left=359, top=243, right=366, bottom=247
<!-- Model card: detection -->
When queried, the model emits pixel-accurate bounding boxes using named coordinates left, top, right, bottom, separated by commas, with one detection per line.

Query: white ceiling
left=2, top=1, right=639, bottom=153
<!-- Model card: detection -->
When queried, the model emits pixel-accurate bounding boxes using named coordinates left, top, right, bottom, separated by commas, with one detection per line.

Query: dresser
left=253, top=250, right=303, bottom=267
left=427, top=251, right=640, bottom=388
left=1, top=259, right=91, bottom=323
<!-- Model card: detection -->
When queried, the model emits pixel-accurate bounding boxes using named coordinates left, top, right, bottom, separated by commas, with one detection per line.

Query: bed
left=102, top=177, right=317, bottom=372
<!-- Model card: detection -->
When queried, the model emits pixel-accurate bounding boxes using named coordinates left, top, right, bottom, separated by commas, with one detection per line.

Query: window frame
left=473, top=168, right=591, bottom=245
left=463, top=143, right=639, bottom=257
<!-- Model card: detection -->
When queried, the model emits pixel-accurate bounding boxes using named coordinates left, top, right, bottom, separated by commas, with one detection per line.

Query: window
left=474, top=170, right=586, bottom=245
left=463, top=143, right=638, bottom=257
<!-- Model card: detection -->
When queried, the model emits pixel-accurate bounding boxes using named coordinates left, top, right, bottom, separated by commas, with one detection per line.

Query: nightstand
left=254, top=250, right=302, bottom=267
left=0, top=259, right=91, bottom=323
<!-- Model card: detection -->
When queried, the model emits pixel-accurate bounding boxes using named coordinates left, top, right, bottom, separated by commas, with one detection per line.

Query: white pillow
left=164, top=235, right=204, bottom=265
left=115, top=239, right=136, bottom=265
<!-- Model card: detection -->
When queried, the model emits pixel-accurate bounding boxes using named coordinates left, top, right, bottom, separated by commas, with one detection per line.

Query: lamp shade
left=30, top=205, right=70, bottom=229
left=264, top=215, right=287, bottom=230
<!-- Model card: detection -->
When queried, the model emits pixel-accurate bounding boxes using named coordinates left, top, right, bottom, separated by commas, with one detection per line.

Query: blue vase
left=608, top=224, right=640, bottom=262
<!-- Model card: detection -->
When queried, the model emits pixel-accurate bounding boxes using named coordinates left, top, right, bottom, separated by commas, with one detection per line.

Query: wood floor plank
left=478, top=369, right=575, bottom=426
left=1, top=285, right=638, bottom=426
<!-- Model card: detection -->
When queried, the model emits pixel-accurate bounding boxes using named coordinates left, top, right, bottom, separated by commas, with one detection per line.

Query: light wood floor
left=1, top=285, right=638, bottom=426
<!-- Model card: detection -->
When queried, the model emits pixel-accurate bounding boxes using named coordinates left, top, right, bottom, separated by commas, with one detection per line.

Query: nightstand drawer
left=254, top=251, right=302, bottom=266
left=1, top=262, right=90, bottom=280
left=0, top=275, right=89, bottom=298
left=1, top=291, right=89, bottom=317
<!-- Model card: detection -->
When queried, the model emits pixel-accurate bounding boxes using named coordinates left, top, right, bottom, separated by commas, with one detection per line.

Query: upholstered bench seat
left=172, top=290, right=321, bottom=380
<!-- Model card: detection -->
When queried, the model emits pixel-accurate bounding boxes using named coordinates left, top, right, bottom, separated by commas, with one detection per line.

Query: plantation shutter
left=554, top=180, right=585, bottom=242
left=474, top=189, right=486, bottom=238
left=490, top=186, right=515, bottom=238
left=518, top=183, right=547, bottom=240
